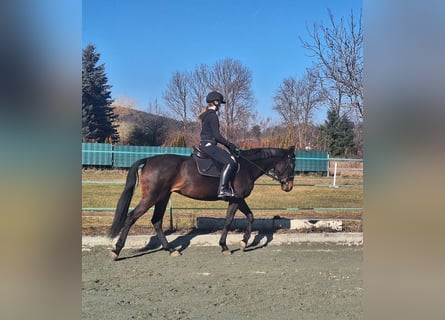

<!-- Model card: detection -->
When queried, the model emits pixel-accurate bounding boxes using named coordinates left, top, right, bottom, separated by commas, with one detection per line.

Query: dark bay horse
left=108, top=146, right=295, bottom=259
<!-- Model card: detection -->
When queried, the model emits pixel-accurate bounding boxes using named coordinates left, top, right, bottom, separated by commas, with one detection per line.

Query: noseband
left=275, top=155, right=295, bottom=184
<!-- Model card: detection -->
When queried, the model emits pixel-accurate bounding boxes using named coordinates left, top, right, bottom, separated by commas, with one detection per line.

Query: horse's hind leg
left=238, top=199, right=254, bottom=249
left=111, top=198, right=152, bottom=259
left=151, top=195, right=181, bottom=256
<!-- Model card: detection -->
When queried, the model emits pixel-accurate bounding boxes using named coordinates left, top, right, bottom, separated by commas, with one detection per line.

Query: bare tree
left=189, top=64, right=210, bottom=119
left=301, top=9, right=363, bottom=120
left=163, top=71, right=191, bottom=132
left=273, top=77, right=299, bottom=136
left=273, top=69, right=324, bottom=149
left=114, top=95, right=137, bottom=109
left=164, top=59, right=255, bottom=144
left=209, top=58, right=255, bottom=141
left=146, top=98, right=164, bottom=115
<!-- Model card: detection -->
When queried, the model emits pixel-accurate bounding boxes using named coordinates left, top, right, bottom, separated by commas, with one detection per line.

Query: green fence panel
left=113, top=145, right=194, bottom=168
left=113, top=145, right=157, bottom=167
left=162, top=147, right=193, bottom=156
left=81, top=145, right=330, bottom=171
left=81, top=143, right=112, bottom=166
left=295, top=150, right=328, bottom=173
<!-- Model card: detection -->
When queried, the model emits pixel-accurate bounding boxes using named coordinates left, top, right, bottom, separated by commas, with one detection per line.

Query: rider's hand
left=228, top=143, right=240, bottom=157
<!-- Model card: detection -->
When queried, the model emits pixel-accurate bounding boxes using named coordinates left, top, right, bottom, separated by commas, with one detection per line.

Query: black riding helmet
left=206, top=91, right=226, bottom=104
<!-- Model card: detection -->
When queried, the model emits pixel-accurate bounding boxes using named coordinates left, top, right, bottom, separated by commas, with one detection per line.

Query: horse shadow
left=117, top=222, right=276, bottom=261
left=115, top=229, right=208, bottom=261
left=242, top=232, right=274, bottom=252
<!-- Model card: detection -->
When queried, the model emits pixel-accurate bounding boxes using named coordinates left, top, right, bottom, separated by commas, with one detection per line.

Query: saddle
left=192, top=146, right=223, bottom=178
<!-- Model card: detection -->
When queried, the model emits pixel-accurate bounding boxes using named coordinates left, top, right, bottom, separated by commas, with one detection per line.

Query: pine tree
left=317, top=107, right=357, bottom=157
left=82, top=44, right=119, bottom=143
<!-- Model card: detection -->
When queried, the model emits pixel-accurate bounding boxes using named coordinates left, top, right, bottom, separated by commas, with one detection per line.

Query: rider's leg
left=217, top=154, right=238, bottom=199
left=199, top=142, right=238, bottom=199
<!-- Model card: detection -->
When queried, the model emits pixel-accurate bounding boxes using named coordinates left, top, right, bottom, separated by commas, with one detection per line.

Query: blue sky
left=83, top=0, right=362, bottom=124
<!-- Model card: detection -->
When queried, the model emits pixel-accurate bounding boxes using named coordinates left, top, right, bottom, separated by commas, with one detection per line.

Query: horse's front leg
left=238, top=199, right=254, bottom=249
left=219, top=201, right=239, bottom=255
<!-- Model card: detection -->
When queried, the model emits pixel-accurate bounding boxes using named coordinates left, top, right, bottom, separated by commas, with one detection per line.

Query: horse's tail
left=108, top=158, right=147, bottom=238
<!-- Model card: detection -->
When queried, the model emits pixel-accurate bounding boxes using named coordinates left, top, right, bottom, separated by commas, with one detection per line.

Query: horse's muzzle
left=281, top=181, right=294, bottom=192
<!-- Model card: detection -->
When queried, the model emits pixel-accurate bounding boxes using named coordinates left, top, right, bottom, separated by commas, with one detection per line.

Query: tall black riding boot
left=217, top=163, right=237, bottom=199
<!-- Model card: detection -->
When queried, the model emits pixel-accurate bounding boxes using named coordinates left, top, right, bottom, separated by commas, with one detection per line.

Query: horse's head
left=274, top=146, right=295, bottom=192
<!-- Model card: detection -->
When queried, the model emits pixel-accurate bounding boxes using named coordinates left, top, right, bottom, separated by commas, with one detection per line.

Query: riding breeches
left=198, top=141, right=237, bottom=167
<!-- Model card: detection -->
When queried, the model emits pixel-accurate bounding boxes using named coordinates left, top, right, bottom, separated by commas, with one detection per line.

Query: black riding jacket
left=199, top=109, right=230, bottom=147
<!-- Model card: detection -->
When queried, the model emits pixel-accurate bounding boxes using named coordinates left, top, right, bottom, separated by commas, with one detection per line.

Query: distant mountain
left=113, top=105, right=181, bottom=128
left=112, top=105, right=202, bottom=146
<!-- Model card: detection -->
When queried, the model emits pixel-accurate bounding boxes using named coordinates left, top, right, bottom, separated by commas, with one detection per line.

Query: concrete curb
left=82, top=232, right=363, bottom=251
left=196, top=217, right=344, bottom=231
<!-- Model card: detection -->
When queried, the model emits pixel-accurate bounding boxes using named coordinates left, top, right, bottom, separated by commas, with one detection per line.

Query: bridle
left=238, top=152, right=295, bottom=185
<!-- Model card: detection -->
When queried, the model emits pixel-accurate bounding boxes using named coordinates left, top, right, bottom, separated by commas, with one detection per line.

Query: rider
left=199, top=91, right=240, bottom=199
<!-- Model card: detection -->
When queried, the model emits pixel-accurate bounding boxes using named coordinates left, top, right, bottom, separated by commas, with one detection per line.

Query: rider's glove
left=228, top=143, right=241, bottom=157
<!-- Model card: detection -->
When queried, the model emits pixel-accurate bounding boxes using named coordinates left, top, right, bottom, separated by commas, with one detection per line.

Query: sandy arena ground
left=82, top=232, right=363, bottom=319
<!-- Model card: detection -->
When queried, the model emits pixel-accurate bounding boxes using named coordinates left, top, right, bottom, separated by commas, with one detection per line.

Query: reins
left=237, top=152, right=294, bottom=184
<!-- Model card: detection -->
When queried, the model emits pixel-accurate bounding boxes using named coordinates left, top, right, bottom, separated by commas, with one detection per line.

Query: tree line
left=82, top=10, right=363, bottom=157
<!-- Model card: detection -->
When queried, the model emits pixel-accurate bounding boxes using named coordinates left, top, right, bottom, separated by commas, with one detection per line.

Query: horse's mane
left=240, top=148, right=287, bottom=161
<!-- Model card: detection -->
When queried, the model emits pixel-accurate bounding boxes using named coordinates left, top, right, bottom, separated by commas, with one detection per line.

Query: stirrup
left=217, top=188, right=239, bottom=199
left=217, top=191, right=234, bottom=198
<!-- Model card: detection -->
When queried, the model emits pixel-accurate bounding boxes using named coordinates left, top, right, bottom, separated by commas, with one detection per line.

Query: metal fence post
left=169, top=199, right=173, bottom=231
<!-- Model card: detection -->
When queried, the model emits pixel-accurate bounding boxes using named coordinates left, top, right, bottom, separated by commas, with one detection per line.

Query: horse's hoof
left=222, top=250, right=232, bottom=256
left=110, top=250, right=119, bottom=261
left=239, top=240, right=247, bottom=249
left=170, top=250, right=182, bottom=257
